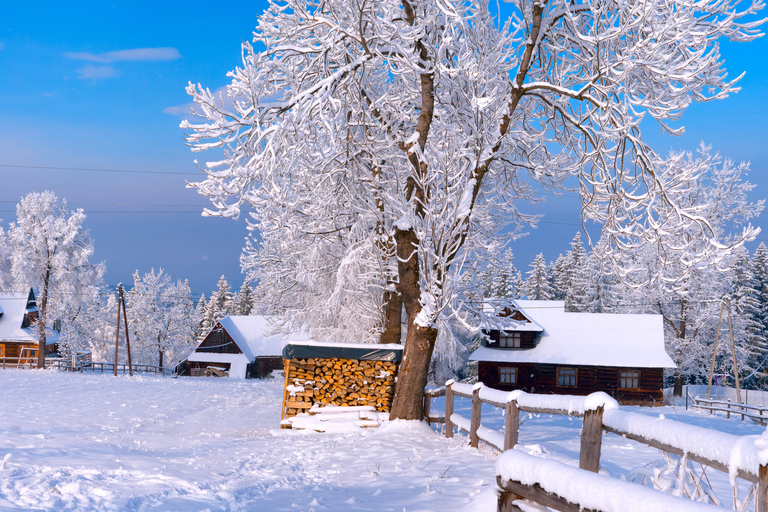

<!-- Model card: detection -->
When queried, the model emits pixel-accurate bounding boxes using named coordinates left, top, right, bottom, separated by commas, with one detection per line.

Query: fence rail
left=689, top=393, right=768, bottom=425
left=424, top=381, right=768, bottom=511
left=48, top=360, right=172, bottom=376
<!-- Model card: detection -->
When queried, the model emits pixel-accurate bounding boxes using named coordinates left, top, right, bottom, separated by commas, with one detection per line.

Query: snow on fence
left=423, top=381, right=768, bottom=512
left=48, top=359, right=173, bottom=376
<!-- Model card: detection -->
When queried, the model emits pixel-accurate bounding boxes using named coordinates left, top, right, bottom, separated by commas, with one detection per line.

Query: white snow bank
left=497, top=450, right=723, bottom=512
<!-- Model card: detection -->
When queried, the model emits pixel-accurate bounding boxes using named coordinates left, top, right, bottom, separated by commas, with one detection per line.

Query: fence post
left=445, top=381, right=454, bottom=439
left=424, top=391, right=432, bottom=424
left=727, top=399, right=731, bottom=420
left=470, top=386, right=481, bottom=448
left=579, top=405, right=604, bottom=473
left=759, top=464, right=768, bottom=512
left=504, top=400, right=519, bottom=451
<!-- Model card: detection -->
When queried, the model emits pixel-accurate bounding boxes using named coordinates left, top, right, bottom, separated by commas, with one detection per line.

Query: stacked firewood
left=283, top=357, right=397, bottom=418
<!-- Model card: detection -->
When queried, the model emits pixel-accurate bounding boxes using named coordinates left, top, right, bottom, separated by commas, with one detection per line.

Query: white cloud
left=66, top=47, right=182, bottom=63
left=75, top=65, right=119, bottom=80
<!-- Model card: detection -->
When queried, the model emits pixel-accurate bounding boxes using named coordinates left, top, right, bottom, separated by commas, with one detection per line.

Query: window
left=499, top=367, right=517, bottom=385
left=620, top=370, right=640, bottom=389
left=499, top=331, right=521, bottom=348
left=557, top=367, right=577, bottom=387
left=0, top=344, right=4, bottom=358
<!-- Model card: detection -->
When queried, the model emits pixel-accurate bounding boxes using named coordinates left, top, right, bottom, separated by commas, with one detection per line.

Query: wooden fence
left=49, top=360, right=172, bottom=376
left=424, top=381, right=768, bottom=512
left=689, top=393, right=768, bottom=425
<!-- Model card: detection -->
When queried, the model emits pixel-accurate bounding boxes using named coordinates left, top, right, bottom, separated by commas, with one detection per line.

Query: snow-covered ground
left=0, top=370, right=764, bottom=511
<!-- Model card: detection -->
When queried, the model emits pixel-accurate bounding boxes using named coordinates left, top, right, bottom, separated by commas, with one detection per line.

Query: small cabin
left=0, top=289, right=59, bottom=366
left=178, top=315, right=310, bottom=379
left=470, top=300, right=675, bottom=403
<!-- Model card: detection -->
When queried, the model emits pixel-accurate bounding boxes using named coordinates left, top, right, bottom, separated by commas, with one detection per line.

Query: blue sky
left=1, top=1, right=767, bottom=297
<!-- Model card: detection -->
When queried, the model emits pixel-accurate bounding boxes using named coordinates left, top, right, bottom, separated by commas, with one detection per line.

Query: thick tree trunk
left=379, top=289, right=402, bottom=344
left=390, top=227, right=437, bottom=420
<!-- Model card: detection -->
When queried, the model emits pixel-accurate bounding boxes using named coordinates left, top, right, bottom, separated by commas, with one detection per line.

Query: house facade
left=179, top=315, right=311, bottom=379
left=470, top=300, right=675, bottom=403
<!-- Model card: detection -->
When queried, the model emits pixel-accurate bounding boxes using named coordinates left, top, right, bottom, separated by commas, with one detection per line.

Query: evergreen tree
left=521, top=254, right=553, bottom=300
left=236, top=281, right=255, bottom=316
left=210, top=275, right=233, bottom=321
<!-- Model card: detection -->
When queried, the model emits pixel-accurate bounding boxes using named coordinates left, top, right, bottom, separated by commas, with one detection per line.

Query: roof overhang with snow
left=470, top=300, right=675, bottom=369
left=0, top=292, right=37, bottom=344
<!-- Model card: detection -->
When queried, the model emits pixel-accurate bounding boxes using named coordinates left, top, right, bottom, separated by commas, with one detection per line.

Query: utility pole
left=113, top=283, right=133, bottom=377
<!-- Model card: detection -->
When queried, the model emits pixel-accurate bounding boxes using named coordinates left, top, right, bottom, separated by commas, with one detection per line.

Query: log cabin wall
left=283, top=357, right=397, bottom=418
left=478, top=361, right=664, bottom=403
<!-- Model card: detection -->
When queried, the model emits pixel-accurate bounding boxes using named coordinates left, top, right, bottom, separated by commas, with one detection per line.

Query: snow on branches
left=181, top=0, right=765, bottom=417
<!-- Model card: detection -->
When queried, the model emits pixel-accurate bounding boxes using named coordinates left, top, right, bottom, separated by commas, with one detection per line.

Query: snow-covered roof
left=218, top=315, right=312, bottom=360
left=470, top=300, right=675, bottom=368
left=0, top=292, right=37, bottom=344
left=480, top=298, right=544, bottom=332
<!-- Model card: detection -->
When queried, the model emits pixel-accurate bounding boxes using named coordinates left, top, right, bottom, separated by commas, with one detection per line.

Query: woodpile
left=282, top=357, right=397, bottom=418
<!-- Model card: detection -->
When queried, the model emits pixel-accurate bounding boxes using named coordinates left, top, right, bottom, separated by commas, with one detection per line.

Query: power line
left=0, top=163, right=197, bottom=176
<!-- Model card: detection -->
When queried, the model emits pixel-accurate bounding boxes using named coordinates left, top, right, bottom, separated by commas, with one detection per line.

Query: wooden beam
left=504, top=400, right=519, bottom=451
left=445, top=381, right=454, bottom=438
left=470, top=386, right=481, bottom=448
left=497, top=476, right=597, bottom=512
left=579, top=406, right=604, bottom=473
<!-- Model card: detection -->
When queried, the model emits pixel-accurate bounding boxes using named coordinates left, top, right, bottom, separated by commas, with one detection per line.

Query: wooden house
left=0, top=289, right=60, bottom=366
left=179, top=315, right=311, bottom=379
left=470, top=299, right=675, bottom=403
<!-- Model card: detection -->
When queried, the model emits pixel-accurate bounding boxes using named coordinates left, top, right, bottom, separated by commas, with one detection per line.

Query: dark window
left=499, top=367, right=517, bottom=384
left=557, top=367, right=577, bottom=387
left=620, top=370, right=640, bottom=389
left=499, top=331, right=521, bottom=348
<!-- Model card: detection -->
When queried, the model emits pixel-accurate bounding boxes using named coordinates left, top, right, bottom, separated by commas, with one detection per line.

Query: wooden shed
left=281, top=341, right=403, bottom=420
left=470, top=300, right=675, bottom=404
left=179, top=315, right=310, bottom=379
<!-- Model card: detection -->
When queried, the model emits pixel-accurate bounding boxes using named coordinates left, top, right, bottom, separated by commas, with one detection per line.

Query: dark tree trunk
left=673, top=374, right=684, bottom=397
left=37, top=269, right=51, bottom=369
left=379, top=289, right=402, bottom=344
left=390, top=227, right=437, bottom=420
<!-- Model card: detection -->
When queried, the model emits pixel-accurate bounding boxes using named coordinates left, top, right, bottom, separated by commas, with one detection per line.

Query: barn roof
left=470, top=299, right=675, bottom=369
left=0, top=291, right=37, bottom=344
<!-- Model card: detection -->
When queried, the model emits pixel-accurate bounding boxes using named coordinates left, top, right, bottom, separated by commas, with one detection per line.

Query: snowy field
left=0, top=370, right=764, bottom=511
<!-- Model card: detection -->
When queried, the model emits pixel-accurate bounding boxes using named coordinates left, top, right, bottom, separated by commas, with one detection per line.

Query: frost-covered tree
left=194, top=293, right=213, bottom=343
left=608, top=148, right=764, bottom=393
left=7, top=191, right=104, bottom=368
left=209, top=275, right=233, bottom=322
left=182, top=0, right=764, bottom=418
left=521, top=254, right=554, bottom=300
left=233, top=280, right=255, bottom=316
left=127, top=269, right=197, bottom=368
left=0, top=225, right=12, bottom=291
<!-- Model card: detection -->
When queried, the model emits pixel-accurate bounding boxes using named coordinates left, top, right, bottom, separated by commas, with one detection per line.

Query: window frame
left=619, top=370, right=640, bottom=390
left=556, top=367, right=578, bottom=387
left=499, top=366, right=517, bottom=385
left=499, top=331, right=522, bottom=348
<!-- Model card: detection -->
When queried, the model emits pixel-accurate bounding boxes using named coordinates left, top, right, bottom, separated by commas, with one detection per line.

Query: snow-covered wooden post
left=579, top=405, right=604, bottom=473
left=445, top=381, right=454, bottom=438
left=470, top=385, right=481, bottom=448
left=503, top=399, right=519, bottom=451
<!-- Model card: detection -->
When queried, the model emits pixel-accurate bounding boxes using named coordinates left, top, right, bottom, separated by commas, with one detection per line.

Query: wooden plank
left=285, top=401, right=313, bottom=409
left=504, top=400, right=519, bottom=451
left=579, top=406, right=604, bottom=472
left=602, top=425, right=758, bottom=483
left=497, top=491, right=524, bottom=512
left=470, top=387, right=481, bottom=448
left=496, top=476, right=595, bottom=512
left=281, top=359, right=292, bottom=420
left=445, top=382, right=454, bottom=438
left=759, top=464, right=768, bottom=512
